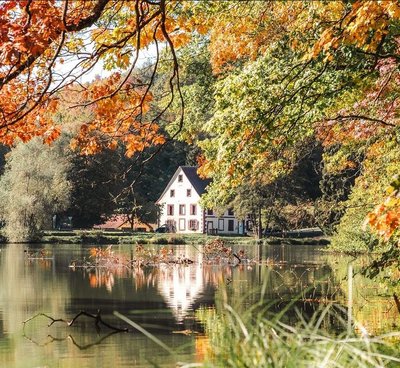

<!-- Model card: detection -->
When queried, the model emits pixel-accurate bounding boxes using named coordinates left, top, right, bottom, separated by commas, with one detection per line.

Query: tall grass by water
left=198, top=304, right=400, bottom=367
left=195, top=276, right=400, bottom=368
left=115, top=285, right=400, bottom=368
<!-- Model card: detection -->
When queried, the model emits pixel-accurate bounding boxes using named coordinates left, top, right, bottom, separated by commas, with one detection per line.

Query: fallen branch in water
left=23, top=330, right=122, bottom=350
left=23, top=310, right=129, bottom=332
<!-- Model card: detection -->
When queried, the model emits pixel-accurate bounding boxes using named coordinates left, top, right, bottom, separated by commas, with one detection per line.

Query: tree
left=1, top=0, right=399, bottom=249
left=0, top=0, right=186, bottom=155
left=65, top=148, right=125, bottom=228
left=226, top=142, right=323, bottom=239
left=0, top=138, right=71, bottom=242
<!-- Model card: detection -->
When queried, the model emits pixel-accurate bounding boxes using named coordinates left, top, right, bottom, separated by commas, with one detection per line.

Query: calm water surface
left=0, top=243, right=397, bottom=367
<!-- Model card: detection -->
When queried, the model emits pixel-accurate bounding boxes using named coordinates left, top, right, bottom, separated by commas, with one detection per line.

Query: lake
left=0, top=243, right=398, bottom=367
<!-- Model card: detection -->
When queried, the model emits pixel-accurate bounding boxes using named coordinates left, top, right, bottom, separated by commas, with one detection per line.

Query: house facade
left=156, top=166, right=246, bottom=235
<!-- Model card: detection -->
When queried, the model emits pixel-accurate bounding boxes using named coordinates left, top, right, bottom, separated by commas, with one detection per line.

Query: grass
left=0, top=228, right=330, bottom=246
left=197, top=298, right=400, bottom=368
left=113, top=294, right=400, bottom=368
left=37, top=230, right=259, bottom=245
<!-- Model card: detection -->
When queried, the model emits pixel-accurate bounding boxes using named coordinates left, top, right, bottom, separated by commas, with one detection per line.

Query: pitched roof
left=93, top=215, right=129, bottom=229
left=181, top=166, right=211, bottom=196
left=156, top=166, right=211, bottom=203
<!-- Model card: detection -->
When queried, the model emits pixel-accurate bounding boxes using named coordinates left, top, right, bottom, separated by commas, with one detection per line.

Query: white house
left=156, top=166, right=246, bottom=235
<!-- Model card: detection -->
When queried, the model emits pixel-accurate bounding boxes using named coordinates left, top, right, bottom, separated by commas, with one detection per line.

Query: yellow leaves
left=387, top=2, right=400, bottom=18
left=366, top=175, right=400, bottom=243
left=310, top=0, right=400, bottom=59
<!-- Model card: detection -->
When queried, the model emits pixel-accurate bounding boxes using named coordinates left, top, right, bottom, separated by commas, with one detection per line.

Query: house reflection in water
left=157, top=252, right=232, bottom=322
left=157, top=252, right=205, bottom=322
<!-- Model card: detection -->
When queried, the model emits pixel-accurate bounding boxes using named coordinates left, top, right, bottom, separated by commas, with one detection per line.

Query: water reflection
left=0, top=243, right=398, bottom=367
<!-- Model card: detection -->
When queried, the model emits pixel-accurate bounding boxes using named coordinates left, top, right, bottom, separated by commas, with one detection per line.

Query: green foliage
left=170, top=39, right=216, bottom=143
left=330, top=135, right=400, bottom=253
left=66, top=148, right=126, bottom=228
left=0, top=138, right=71, bottom=242
left=199, top=41, right=361, bottom=209
left=330, top=207, right=378, bottom=253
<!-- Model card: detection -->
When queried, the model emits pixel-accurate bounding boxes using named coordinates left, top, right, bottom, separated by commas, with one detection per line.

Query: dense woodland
left=0, top=1, right=398, bottom=266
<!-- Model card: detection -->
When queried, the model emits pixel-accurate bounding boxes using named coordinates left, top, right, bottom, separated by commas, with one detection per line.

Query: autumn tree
left=0, top=0, right=189, bottom=157
left=1, top=0, right=399, bottom=251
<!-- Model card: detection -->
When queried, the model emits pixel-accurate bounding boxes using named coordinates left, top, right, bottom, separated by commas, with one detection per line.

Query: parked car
left=155, top=224, right=169, bottom=233
left=155, top=224, right=176, bottom=233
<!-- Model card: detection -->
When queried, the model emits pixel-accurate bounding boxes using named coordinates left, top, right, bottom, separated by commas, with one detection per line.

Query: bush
left=330, top=207, right=380, bottom=253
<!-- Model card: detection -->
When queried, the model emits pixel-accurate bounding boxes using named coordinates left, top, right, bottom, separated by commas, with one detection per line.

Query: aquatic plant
left=198, top=302, right=400, bottom=368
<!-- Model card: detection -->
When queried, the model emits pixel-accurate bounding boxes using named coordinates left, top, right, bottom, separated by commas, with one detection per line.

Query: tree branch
left=332, top=114, right=396, bottom=127
left=23, top=310, right=129, bottom=332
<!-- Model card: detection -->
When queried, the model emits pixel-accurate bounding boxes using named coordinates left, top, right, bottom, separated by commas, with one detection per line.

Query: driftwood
left=68, top=241, right=253, bottom=271
left=23, top=310, right=129, bottom=332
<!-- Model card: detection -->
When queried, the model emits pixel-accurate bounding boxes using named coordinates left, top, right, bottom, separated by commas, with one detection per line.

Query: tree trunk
left=257, top=207, right=262, bottom=239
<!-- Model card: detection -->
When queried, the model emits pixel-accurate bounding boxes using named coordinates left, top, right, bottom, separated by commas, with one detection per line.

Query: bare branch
left=23, top=310, right=128, bottom=332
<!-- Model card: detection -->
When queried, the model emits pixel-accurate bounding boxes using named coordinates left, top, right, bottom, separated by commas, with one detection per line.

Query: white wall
left=204, top=210, right=244, bottom=235
left=158, top=168, right=204, bottom=233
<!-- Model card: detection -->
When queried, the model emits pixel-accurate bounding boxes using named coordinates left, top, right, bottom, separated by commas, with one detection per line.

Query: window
left=207, top=209, right=213, bottom=216
left=178, top=174, right=183, bottom=182
left=228, top=219, right=234, bottom=231
left=218, top=219, right=224, bottom=231
left=179, top=218, right=186, bottom=231
left=167, top=204, right=174, bottom=216
left=179, top=204, right=186, bottom=215
left=186, top=189, right=191, bottom=197
left=228, top=208, right=234, bottom=216
left=189, top=219, right=199, bottom=230
left=170, top=189, right=175, bottom=197
left=190, top=204, right=197, bottom=215
left=166, top=220, right=176, bottom=232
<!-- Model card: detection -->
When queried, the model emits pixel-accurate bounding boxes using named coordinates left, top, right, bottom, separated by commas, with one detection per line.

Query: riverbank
left=0, top=229, right=330, bottom=245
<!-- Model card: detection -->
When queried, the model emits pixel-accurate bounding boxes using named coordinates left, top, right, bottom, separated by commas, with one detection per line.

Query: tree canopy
left=0, top=0, right=399, bottom=251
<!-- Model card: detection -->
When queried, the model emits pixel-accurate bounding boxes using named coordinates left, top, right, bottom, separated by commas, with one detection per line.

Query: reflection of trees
left=0, top=244, right=72, bottom=367
left=326, top=255, right=400, bottom=335
left=0, top=245, right=70, bottom=333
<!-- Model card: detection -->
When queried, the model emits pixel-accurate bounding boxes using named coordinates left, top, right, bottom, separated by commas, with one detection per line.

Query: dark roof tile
left=181, top=166, right=211, bottom=195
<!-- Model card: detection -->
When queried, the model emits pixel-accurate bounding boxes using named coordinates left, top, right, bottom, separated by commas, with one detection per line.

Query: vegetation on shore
left=0, top=228, right=330, bottom=246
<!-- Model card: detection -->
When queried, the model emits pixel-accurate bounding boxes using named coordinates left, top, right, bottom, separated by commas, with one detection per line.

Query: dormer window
left=170, top=189, right=175, bottom=197
left=187, top=189, right=191, bottom=197
left=178, top=174, right=183, bottom=182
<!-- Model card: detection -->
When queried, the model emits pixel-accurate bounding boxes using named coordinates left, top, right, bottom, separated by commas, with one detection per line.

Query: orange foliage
left=366, top=177, right=400, bottom=244
left=0, top=0, right=172, bottom=156
left=310, top=0, right=400, bottom=59
left=187, top=2, right=309, bottom=74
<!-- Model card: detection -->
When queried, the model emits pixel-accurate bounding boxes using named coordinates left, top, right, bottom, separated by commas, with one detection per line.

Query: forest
left=1, top=1, right=400, bottom=367
left=0, top=0, right=398, bottom=262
